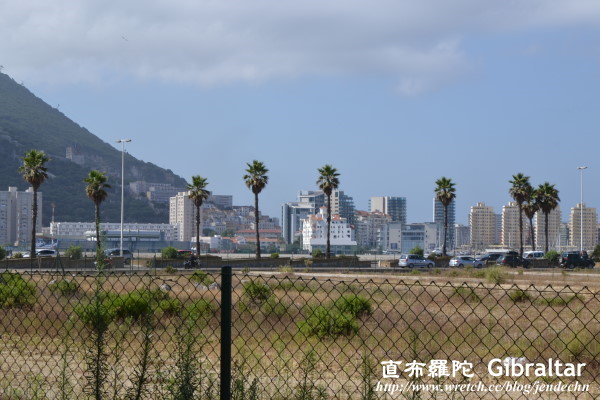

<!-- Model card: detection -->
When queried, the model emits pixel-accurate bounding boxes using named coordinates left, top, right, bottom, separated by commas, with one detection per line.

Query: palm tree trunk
left=195, top=205, right=201, bottom=256
left=528, top=217, right=535, bottom=251
left=442, top=205, right=448, bottom=256
left=326, top=193, right=331, bottom=259
left=95, top=203, right=101, bottom=255
left=518, top=206, right=524, bottom=256
left=31, top=189, right=38, bottom=257
left=544, top=212, right=549, bottom=253
left=255, top=192, right=261, bottom=259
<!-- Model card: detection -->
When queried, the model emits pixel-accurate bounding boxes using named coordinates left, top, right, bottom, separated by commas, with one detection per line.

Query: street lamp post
left=577, top=166, right=588, bottom=253
left=116, top=139, right=132, bottom=258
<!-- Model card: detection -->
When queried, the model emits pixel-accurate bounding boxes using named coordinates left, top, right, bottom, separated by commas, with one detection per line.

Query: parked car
left=559, top=251, right=595, bottom=269
left=398, top=254, right=433, bottom=268
left=104, top=248, right=133, bottom=264
left=524, top=251, right=545, bottom=259
left=449, top=256, right=483, bottom=268
left=475, top=253, right=503, bottom=263
left=23, top=249, right=57, bottom=258
left=37, top=249, right=57, bottom=257
left=496, top=255, right=530, bottom=268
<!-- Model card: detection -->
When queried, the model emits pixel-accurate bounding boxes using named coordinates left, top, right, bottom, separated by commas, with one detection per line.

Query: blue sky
left=2, top=1, right=600, bottom=224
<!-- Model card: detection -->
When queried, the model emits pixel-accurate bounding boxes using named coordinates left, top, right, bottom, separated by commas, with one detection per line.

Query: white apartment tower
left=169, top=191, right=197, bottom=242
left=470, top=202, right=496, bottom=250
left=501, top=201, right=528, bottom=249
left=534, top=206, right=561, bottom=250
left=569, top=203, right=598, bottom=250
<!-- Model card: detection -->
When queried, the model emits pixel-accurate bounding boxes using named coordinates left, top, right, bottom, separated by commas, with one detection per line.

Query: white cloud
left=1, top=0, right=599, bottom=93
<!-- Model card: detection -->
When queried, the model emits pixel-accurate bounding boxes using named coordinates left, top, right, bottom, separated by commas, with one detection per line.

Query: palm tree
left=316, top=165, right=340, bottom=259
left=187, top=176, right=210, bottom=256
left=536, top=182, right=560, bottom=253
left=434, top=177, right=456, bottom=257
left=509, top=173, right=531, bottom=256
left=84, top=170, right=111, bottom=254
left=19, top=149, right=50, bottom=257
left=244, top=161, right=269, bottom=259
left=522, top=186, right=539, bottom=251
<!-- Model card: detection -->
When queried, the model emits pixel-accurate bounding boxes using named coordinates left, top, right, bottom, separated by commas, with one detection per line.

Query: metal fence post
left=220, top=266, right=232, bottom=400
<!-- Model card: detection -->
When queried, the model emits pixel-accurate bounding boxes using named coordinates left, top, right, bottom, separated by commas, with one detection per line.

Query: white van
left=524, top=251, right=544, bottom=259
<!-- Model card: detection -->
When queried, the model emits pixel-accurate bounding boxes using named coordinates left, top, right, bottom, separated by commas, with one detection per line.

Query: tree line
left=18, top=149, right=560, bottom=261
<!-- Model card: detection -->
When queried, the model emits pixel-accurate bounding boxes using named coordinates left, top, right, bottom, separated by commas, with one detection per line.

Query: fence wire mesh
left=0, top=268, right=598, bottom=399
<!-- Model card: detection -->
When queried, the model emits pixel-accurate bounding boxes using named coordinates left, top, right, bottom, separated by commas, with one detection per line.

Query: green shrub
left=334, top=294, right=372, bottom=318
left=189, top=270, right=214, bottom=286
left=76, top=289, right=165, bottom=326
left=270, top=252, right=279, bottom=259
left=509, top=289, right=532, bottom=303
left=243, top=281, right=272, bottom=304
left=184, top=298, right=215, bottom=319
left=299, top=305, right=359, bottom=339
left=409, top=246, right=424, bottom=256
left=262, top=297, right=289, bottom=318
left=64, top=245, right=83, bottom=260
left=311, top=249, right=323, bottom=258
left=161, top=246, right=179, bottom=259
left=49, top=279, right=79, bottom=296
left=485, top=267, right=507, bottom=284
left=544, top=250, right=560, bottom=263
left=591, top=245, right=600, bottom=262
left=158, top=298, right=183, bottom=316
left=74, top=295, right=117, bottom=328
left=12, top=252, right=23, bottom=259
left=0, top=272, right=37, bottom=308
left=111, top=291, right=154, bottom=320
left=0, top=245, right=5, bottom=260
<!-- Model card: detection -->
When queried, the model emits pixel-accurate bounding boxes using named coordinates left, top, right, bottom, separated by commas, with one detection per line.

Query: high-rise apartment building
left=281, top=202, right=314, bottom=244
left=534, top=206, right=561, bottom=250
left=0, top=187, right=42, bottom=246
left=331, top=190, right=355, bottom=224
left=369, top=196, right=407, bottom=224
left=501, top=201, right=528, bottom=249
left=569, top=203, right=598, bottom=250
left=169, top=191, right=197, bottom=242
left=433, top=199, right=455, bottom=250
left=470, top=202, right=496, bottom=250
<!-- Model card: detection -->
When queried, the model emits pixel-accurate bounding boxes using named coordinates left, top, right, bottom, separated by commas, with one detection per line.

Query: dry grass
left=0, top=270, right=598, bottom=399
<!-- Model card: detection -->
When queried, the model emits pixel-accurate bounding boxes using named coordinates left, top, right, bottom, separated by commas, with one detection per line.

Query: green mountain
left=0, top=72, right=187, bottom=225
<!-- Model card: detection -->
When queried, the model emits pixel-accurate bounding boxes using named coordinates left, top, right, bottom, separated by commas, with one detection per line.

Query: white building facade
left=302, top=207, right=356, bottom=253
left=569, top=203, right=598, bottom=250
left=470, top=202, right=497, bottom=250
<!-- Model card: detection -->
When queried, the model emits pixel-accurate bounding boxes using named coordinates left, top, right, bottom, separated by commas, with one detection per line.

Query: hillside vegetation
left=0, top=72, right=187, bottom=224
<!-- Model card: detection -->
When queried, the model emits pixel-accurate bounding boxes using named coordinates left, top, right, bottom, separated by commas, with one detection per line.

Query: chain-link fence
left=0, top=268, right=598, bottom=399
